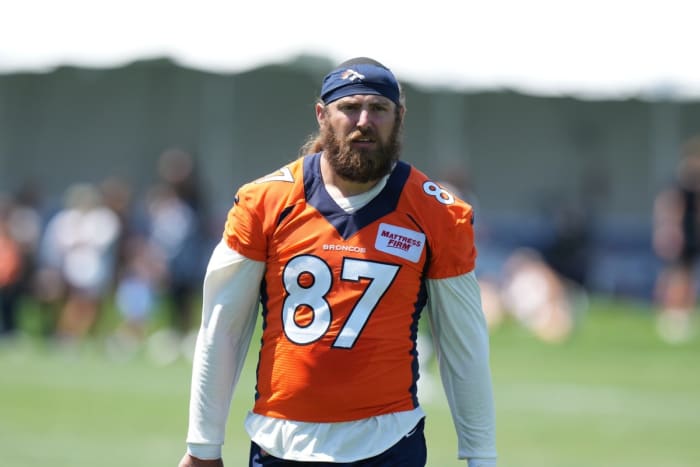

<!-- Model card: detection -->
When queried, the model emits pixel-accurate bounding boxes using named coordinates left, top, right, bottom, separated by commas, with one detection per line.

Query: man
left=178, top=57, right=497, bottom=467
left=653, top=135, right=700, bottom=343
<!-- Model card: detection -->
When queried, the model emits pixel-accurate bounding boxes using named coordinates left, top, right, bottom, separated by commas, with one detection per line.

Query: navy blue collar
left=303, top=153, right=410, bottom=240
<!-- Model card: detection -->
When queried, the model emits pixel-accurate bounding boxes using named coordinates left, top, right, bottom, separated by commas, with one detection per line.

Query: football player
left=178, top=57, right=496, bottom=467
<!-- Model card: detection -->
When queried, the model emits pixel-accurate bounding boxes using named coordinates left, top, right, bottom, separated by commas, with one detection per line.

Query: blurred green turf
left=1, top=297, right=699, bottom=467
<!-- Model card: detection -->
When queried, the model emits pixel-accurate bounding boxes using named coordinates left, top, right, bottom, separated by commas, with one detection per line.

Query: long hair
left=298, top=101, right=326, bottom=157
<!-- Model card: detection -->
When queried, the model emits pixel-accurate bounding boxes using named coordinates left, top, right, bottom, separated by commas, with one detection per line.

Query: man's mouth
left=349, top=133, right=376, bottom=146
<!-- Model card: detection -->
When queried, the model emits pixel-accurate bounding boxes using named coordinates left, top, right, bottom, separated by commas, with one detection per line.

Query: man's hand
left=178, top=454, right=224, bottom=467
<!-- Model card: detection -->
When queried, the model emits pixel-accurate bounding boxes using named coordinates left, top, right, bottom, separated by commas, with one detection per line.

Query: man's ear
left=315, top=102, right=326, bottom=125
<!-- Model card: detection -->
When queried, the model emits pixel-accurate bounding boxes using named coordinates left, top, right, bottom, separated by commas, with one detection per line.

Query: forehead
left=330, top=94, right=395, bottom=107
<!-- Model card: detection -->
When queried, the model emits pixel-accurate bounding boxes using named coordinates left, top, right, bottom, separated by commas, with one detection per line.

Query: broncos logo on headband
left=340, top=69, right=365, bottom=82
left=321, top=61, right=400, bottom=105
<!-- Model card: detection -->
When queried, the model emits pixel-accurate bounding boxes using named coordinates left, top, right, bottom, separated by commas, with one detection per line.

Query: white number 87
left=281, top=255, right=400, bottom=348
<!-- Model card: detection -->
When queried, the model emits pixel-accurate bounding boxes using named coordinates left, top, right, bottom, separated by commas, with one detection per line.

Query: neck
left=320, top=153, right=381, bottom=197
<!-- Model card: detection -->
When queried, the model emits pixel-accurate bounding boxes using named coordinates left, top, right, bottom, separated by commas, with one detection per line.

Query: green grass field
left=1, top=297, right=699, bottom=467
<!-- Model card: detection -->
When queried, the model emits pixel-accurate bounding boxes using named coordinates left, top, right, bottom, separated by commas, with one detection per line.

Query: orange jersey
left=224, top=153, right=476, bottom=422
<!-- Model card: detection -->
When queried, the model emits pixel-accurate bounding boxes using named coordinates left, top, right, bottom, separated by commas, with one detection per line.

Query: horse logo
left=340, top=69, right=365, bottom=82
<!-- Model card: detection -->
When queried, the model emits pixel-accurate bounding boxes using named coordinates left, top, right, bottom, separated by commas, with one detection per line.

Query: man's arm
left=182, top=240, right=265, bottom=461
left=426, top=271, right=497, bottom=467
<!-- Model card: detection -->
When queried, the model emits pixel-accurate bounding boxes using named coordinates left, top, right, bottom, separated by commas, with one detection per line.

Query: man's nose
left=356, top=109, right=371, bottom=128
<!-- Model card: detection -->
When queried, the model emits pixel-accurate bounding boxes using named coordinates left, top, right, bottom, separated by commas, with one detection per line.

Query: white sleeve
left=426, top=272, right=497, bottom=464
left=185, top=240, right=266, bottom=459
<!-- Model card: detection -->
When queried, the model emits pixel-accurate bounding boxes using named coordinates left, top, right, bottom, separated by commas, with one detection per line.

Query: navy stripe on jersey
left=303, top=153, right=411, bottom=240
left=254, top=276, right=270, bottom=402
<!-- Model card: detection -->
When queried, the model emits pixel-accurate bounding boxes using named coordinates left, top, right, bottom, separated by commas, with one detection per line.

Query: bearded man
left=178, top=57, right=497, bottom=467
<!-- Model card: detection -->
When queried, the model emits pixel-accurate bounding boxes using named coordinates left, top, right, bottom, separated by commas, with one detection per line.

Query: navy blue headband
left=320, top=63, right=401, bottom=106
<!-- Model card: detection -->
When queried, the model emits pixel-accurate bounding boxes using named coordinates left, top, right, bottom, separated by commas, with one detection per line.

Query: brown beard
left=320, top=112, right=402, bottom=183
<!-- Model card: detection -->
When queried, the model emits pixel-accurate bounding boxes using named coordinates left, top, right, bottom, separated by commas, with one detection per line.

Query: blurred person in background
left=107, top=234, right=166, bottom=360
left=98, top=176, right=167, bottom=359
left=100, top=176, right=137, bottom=285
left=499, top=248, right=577, bottom=343
left=0, top=182, right=43, bottom=338
left=0, top=198, right=23, bottom=338
left=179, top=57, right=496, bottom=467
left=652, top=135, right=700, bottom=343
left=499, top=197, right=592, bottom=343
left=140, top=148, right=211, bottom=363
left=35, top=182, right=121, bottom=342
left=430, top=159, right=583, bottom=345
left=541, top=201, right=592, bottom=290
